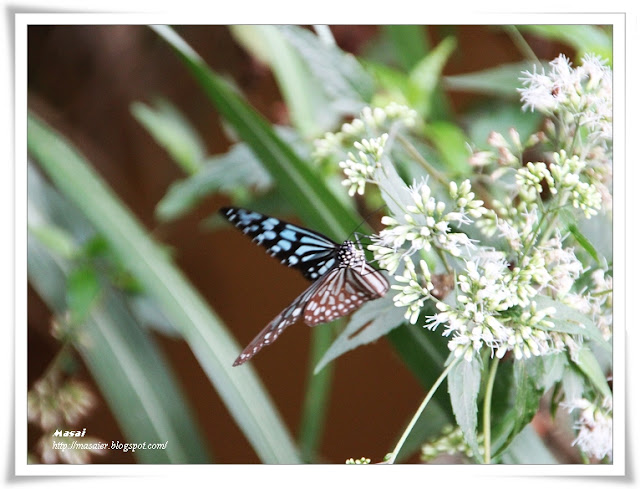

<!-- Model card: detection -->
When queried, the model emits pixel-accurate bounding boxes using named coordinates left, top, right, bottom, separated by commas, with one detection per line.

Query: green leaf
left=278, top=25, right=374, bottom=108
left=407, top=36, right=456, bottom=118
left=537, top=353, right=568, bottom=392
left=562, top=363, right=586, bottom=401
left=27, top=168, right=211, bottom=463
left=383, top=25, right=430, bottom=72
left=513, top=357, right=545, bottom=422
left=128, top=293, right=181, bottom=337
left=156, top=142, right=272, bottom=221
left=448, top=353, right=482, bottom=461
left=28, top=223, right=78, bottom=259
left=66, top=265, right=102, bottom=324
left=131, top=99, right=205, bottom=174
left=444, top=61, right=539, bottom=99
left=571, top=347, right=612, bottom=398
left=31, top=239, right=211, bottom=463
left=465, top=102, right=543, bottom=150
left=314, top=293, right=406, bottom=374
left=534, top=295, right=611, bottom=353
left=423, top=121, right=472, bottom=175
left=518, top=25, right=612, bottom=62
left=298, top=320, right=336, bottom=463
left=573, top=212, right=613, bottom=263
left=151, top=25, right=361, bottom=241
left=491, top=357, right=544, bottom=458
left=231, top=25, right=329, bottom=138
left=28, top=113, right=300, bottom=463
left=363, top=60, right=411, bottom=106
left=500, top=424, right=558, bottom=464
left=567, top=223, right=609, bottom=268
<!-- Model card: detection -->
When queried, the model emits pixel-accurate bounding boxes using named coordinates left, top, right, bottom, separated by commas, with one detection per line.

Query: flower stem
left=503, top=26, right=540, bottom=64
left=386, top=356, right=460, bottom=464
left=538, top=192, right=569, bottom=244
left=396, top=133, right=448, bottom=187
left=434, top=245, right=453, bottom=274
left=483, top=356, right=500, bottom=464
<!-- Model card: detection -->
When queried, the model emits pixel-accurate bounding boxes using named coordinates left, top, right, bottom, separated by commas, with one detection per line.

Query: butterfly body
left=220, top=207, right=388, bottom=366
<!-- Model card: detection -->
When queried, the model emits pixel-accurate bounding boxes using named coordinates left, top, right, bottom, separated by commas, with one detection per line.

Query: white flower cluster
left=477, top=199, right=539, bottom=252
left=515, top=161, right=551, bottom=202
left=473, top=53, right=612, bottom=216
left=449, top=179, right=487, bottom=221
left=391, top=257, right=434, bottom=324
left=28, top=373, right=96, bottom=430
left=515, top=150, right=602, bottom=218
left=563, top=396, right=613, bottom=461
left=564, top=268, right=612, bottom=340
left=539, top=233, right=584, bottom=297
left=338, top=134, right=388, bottom=196
left=345, top=456, right=371, bottom=464
left=424, top=256, right=559, bottom=361
left=519, top=54, right=612, bottom=143
left=324, top=53, right=611, bottom=373
left=369, top=179, right=481, bottom=274
left=421, top=425, right=481, bottom=462
left=313, top=102, right=418, bottom=161
left=591, top=269, right=613, bottom=340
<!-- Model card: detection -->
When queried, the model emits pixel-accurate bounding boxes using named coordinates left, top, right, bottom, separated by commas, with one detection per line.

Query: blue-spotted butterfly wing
left=233, top=268, right=340, bottom=366
left=221, top=206, right=390, bottom=366
left=304, top=264, right=389, bottom=325
left=220, top=207, right=340, bottom=281
left=232, top=265, right=389, bottom=366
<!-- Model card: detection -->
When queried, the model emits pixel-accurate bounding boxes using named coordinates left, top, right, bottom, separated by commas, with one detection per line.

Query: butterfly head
left=338, top=240, right=366, bottom=271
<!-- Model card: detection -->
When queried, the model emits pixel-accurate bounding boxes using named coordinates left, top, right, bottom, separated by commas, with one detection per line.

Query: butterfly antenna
left=347, top=204, right=389, bottom=241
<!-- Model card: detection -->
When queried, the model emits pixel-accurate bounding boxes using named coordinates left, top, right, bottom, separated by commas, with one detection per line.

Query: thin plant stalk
left=386, top=356, right=460, bottom=463
left=483, top=356, right=500, bottom=464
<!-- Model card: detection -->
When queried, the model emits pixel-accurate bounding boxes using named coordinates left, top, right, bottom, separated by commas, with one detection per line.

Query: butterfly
left=220, top=207, right=389, bottom=366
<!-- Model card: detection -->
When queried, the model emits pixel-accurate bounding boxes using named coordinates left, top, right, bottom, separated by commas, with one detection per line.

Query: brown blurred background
left=27, top=25, right=575, bottom=464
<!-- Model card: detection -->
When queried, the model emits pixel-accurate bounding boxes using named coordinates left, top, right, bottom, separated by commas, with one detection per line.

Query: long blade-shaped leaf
left=383, top=25, right=430, bottom=72
left=151, top=25, right=362, bottom=464
left=150, top=25, right=360, bottom=241
left=28, top=163, right=210, bottom=463
left=448, top=353, right=482, bottom=461
left=231, top=25, right=336, bottom=138
left=28, top=113, right=300, bottom=463
left=151, top=26, right=459, bottom=460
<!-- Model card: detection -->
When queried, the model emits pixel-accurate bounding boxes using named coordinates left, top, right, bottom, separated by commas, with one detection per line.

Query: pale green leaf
left=423, top=121, right=472, bottom=175
left=465, top=102, right=542, bottom=150
left=28, top=113, right=300, bottom=463
left=314, top=293, right=405, bottom=374
left=231, top=25, right=329, bottom=138
left=156, top=143, right=272, bottom=221
left=66, top=265, right=102, bottom=324
left=448, top=353, right=482, bottom=461
left=500, top=424, right=558, bottom=464
left=28, top=223, right=78, bottom=259
left=518, top=25, right=612, bottom=62
left=131, top=99, right=205, bottom=174
left=534, top=295, right=611, bottom=353
left=571, top=347, right=612, bottom=398
left=408, top=36, right=456, bottom=117
left=27, top=167, right=211, bottom=462
left=150, top=25, right=361, bottom=240
left=444, top=61, right=540, bottom=98
left=383, top=25, right=429, bottom=72
left=278, top=25, right=374, bottom=108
